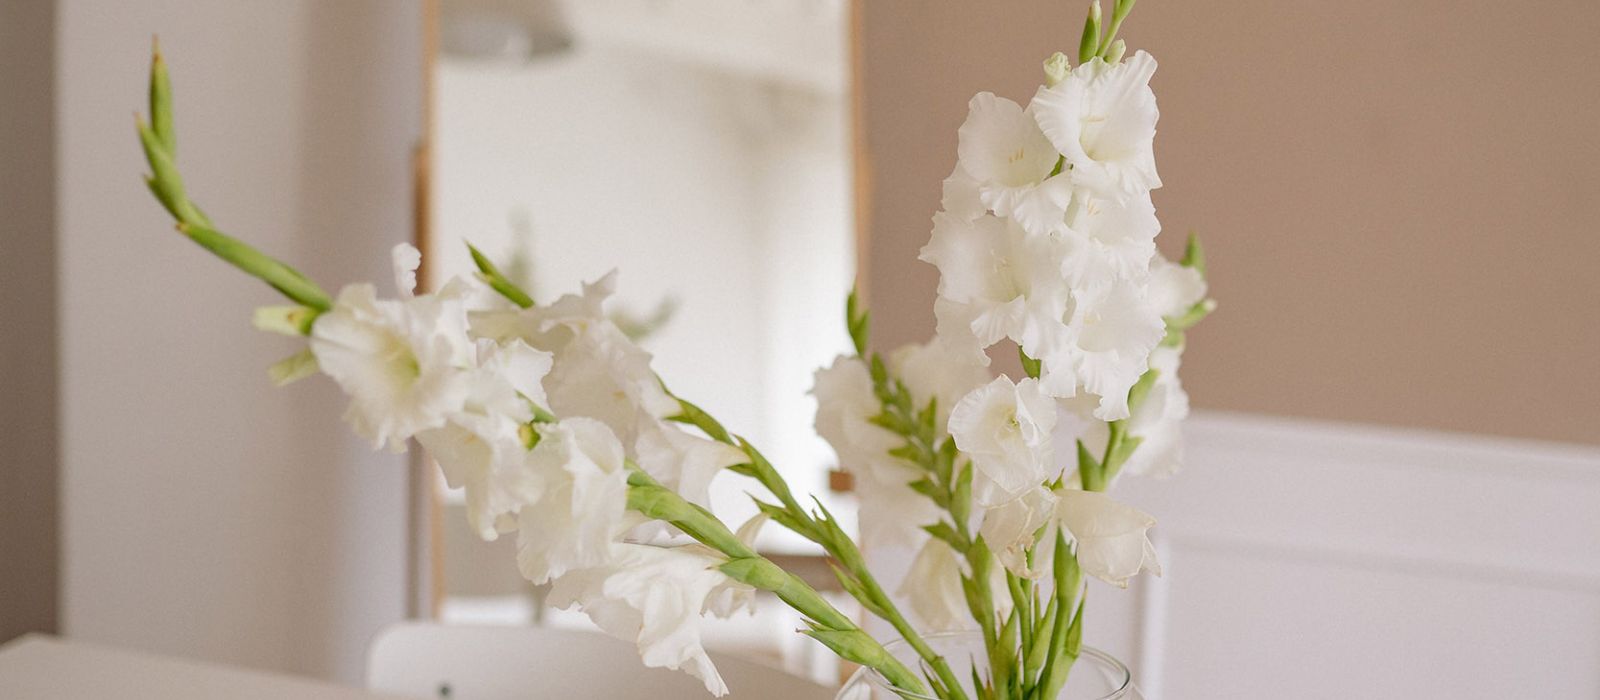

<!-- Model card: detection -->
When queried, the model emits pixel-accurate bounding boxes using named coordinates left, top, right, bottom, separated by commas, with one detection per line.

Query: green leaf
left=267, top=349, right=318, bottom=386
left=1064, top=596, right=1085, bottom=657
left=869, top=353, right=889, bottom=387
left=950, top=461, right=974, bottom=530
left=1018, top=347, right=1042, bottom=380
left=869, top=411, right=910, bottom=435
left=666, top=395, right=733, bottom=444
left=922, top=521, right=963, bottom=549
left=465, top=241, right=535, bottom=308
left=888, top=443, right=927, bottom=464
left=918, top=396, right=939, bottom=437
left=1076, top=439, right=1103, bottom=492
left=846, top=287, right=870, bottom=356
left=1165, top=297, right=1216, bottom=334
left=1181, top=231, right=1206, bottom=277
left=907, top=478, right=945, bottom=504
left=1024, top=598, right=1058, bottom=683
left=829, top=563, right=889, bottom=619
left=1125, top=368, right=1160, bottom=414
left=751, top=498, right=812, bottom=540
left=1108, top=435, right=1143, bottom=474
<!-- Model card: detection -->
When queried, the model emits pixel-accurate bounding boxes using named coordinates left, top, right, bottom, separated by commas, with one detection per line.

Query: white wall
left=56, top=1, right=421, bottom=683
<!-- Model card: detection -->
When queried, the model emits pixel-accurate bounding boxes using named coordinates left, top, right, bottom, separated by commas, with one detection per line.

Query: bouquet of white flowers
left=136, top=1, right=1211, bottom=698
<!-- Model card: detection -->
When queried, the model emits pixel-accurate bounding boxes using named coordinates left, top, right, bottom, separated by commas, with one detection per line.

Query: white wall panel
left=1093, top=413, right=1600, bottom=698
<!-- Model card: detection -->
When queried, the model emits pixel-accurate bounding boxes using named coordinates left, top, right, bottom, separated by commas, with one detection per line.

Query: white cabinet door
left=1087, top=412, right=1600, bottom=699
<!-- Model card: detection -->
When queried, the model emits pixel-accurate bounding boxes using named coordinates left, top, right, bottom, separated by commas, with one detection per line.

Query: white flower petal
left=547, top=543, right=735, bottom=696
left=310, top=282, right=475, bottom=451
left=978, top=486, right=1058, bottom=577
left=1032, top=51, right=1162, bottom=200
left=1147, top=254, right=1207, bottom=319
left=1054, top=489, right=1161, bottom=587
left=950, top=376, right=1058, bottom=505
left=515, top=418, right=634, bottom=585
left=899, top=537, right=971, bottom=632
left=391, top=243, right=421, bottom=297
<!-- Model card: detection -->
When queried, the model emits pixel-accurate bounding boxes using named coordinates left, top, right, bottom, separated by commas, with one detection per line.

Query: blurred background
left=2, top=0, right=1597, bottom=698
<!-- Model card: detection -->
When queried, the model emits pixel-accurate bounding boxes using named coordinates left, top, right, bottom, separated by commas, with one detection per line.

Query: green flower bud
left=1105, top=38, right=1126, bottom=64
left=1043, top=51, right=1071, bottom=88
left=267, top=349, right=318, bottom=386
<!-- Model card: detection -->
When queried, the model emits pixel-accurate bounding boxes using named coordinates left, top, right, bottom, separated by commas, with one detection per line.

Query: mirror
left=422, top=0, right=860, bottom=677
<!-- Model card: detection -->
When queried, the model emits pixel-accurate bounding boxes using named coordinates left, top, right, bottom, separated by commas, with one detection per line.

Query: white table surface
left=0, top=635, right=418, bottom=699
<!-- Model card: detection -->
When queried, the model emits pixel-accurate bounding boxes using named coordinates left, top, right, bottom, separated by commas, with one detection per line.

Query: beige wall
left=861, top=1, right=1600, bottom=445
left=55, top=0, right=421, bottom=682
left=0, top=0, right=59, bottom=644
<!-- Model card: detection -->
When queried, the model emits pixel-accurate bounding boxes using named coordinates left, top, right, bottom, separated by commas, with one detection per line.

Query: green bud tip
left=1079, top=1, right=1105, bottom=65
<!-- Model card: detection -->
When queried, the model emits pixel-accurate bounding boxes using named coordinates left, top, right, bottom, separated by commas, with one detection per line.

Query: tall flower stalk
left=137, top=2, right=1212, bottom=697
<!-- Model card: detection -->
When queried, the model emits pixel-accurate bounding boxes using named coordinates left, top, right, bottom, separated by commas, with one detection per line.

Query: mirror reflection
left=428, top=0, right=857, bottom=679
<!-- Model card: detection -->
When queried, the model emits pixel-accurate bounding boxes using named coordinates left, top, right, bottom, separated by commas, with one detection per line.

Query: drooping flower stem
left=137, top=43, right=333, bottom=316
left=623, top=469, right=929, bottom=695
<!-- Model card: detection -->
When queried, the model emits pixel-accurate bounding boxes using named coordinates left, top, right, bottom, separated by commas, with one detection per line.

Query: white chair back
left=367, top=623, right=834, bottom=700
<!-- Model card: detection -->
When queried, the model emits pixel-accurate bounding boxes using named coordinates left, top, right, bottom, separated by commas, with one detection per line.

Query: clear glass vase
left=836, top=632, right=1143, bottom=700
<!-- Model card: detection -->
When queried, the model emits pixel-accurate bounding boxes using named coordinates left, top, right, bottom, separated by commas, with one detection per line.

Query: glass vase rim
left=843, top=631, right=1132, bottom=700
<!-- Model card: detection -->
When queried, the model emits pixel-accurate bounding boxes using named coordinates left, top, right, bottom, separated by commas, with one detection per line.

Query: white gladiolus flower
left=899, top=537, right=971, bottom=632
left=949, top=376, right=1058, bottom=505
left=1032, top=51, right=1161, bottom=200
left=979, top=485, right=1058, bottom=577
left=417, top=414, right=534, bottom=540
left=1147, top=253, right=1208, bottom=319
left=920, top=213, right=1071, bottom=358
left=940, top=165, right=987, bottom=223
left=1119, top=347, right=1189, bottom=478
left=812, top=356, right=939, bottom=547
left=310, top=252, right=476, bottom=452
left=548, top=542, right=741, bottom=696
left=471, top=272, right=678, bottom=446
left=416, top=338, right=554, bottom=540
left=890, top=338, right=993, bottom=436
left=702, top=514, right=767, bottom=619
left=391, top=244, right=422, bottom=297
left=1060, top=191, right=1161, bottom=291
left=1054, top=488, right=1161, bottom=588
left=634, top=419, right=747, bottom=510
left=956, top=92, right=1073, bottom=235
left=813, top=342, right=988, bottom=547
left=1041, top=279, right=1165, bottom=420
left=812, top=356, right=900, bottom=475
left=515, top=417, right=638, bottom=585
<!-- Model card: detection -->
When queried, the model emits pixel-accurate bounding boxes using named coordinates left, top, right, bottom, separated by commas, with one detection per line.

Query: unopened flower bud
left=1105, top=38, right=1126, bottom=64
left=1043, top=52, right=1071, bottom=87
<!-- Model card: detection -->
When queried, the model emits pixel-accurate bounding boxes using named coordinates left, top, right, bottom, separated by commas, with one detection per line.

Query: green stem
left=138, top=46, right=333, bottom=318
left=624, top=469, right=927, bottom=695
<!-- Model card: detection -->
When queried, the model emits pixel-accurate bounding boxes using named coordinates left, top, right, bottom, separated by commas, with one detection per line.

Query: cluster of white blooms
left=814, top=49, right=1210, bottom=631
left=143, top=21, right=1210, bottom=697
left=307, top=246, right=753, bottom=696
